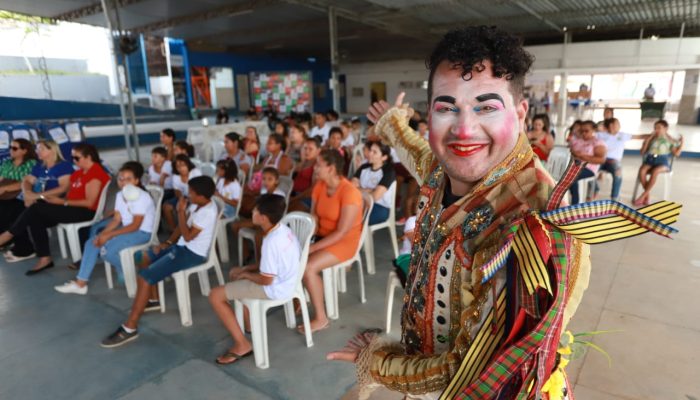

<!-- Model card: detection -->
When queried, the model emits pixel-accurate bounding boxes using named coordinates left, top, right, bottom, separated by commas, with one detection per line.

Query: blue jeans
left=369, top=204, right=390, bottom=225
left=596, top=158, right=622, bottom=201
left=77, top=218, right=151, bottom=282
left=569, top=168, right=595, bottom=205
left=223, top=204, right=237, bottom=219
left=138, top=245, right=206, bottom=285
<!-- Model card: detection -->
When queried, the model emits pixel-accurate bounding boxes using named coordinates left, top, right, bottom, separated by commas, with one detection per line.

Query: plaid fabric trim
left=455, top=230, right=568, bottom=399
left=545, top=159, right=583, bottom=211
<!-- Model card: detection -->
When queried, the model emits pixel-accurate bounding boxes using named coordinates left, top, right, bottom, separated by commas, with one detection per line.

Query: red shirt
left=293, top=162, right=315, bottom=193
left=66, top=163, right=111, bottom=211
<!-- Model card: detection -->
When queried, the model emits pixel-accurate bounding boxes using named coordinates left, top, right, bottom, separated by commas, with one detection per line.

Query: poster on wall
left=250, top=71, right=313, bottom=114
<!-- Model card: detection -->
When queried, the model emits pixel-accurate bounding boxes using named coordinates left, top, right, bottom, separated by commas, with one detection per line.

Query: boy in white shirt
left=148, top=147, right=174, bottom=199
left=101, top=176, right=218, bottom=348
left=209, top=194, right=300, bottom=365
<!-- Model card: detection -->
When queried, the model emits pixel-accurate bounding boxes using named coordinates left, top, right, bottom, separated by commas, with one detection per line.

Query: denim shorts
left=643, top=154, right=670, bottom=168
left=138, top=245, right=207, bottom=285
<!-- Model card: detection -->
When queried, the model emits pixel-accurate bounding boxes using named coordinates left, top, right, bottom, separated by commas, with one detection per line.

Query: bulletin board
left=250, top=71, right=313, bottom=114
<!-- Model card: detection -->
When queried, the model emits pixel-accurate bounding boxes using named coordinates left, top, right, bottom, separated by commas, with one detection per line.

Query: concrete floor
left=1, top=149, right=698, bottom=399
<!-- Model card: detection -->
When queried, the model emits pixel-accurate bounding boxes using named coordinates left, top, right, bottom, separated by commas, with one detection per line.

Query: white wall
left=340, top=37, right=700, bottom=113
left=0, top=74, right=111, bottom=103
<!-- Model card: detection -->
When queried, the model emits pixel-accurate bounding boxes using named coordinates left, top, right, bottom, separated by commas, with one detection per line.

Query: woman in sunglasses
left=0, top=143, right=110, bottom=275
left=1, top=140, right=73, bottom=263
left=0, top=138, right=36, bottom=201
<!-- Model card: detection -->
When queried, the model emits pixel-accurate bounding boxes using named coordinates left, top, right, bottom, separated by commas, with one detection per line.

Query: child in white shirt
left=209, top=194, right=300, bottom=365
left=215, top=159, right=242, bottom=218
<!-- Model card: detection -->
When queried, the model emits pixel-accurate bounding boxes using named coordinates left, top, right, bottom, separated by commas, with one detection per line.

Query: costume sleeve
left=374, top=107, right=433, bottom=184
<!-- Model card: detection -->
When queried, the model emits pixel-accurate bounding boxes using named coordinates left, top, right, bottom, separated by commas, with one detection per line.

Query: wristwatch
left=39, top=194, right=45, bottom=200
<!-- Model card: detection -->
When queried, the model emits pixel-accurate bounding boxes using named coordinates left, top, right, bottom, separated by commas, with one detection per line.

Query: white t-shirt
left=148, top=161, right=173, bottom=190
left=596, top=131, right=631, bottom=161
left=114, top=187, right=156, bottom=233
left=260, top=223, right=301, bottom=300
left=341, top=133, right=355, bottom=148
left=216, top=177, right=242, bottom=202
left=172, top=168, right=202, bottom=197
left=309, top=124, right=330, bottom=143
left=399, top=216, right=417, bottom=255
left=261, top=186, right=286, bottom=198
left=177, top=200, right=218, bottom=257
left=221, top=151, right=253, bottom=171
left=354, top=163, right=396, bottom=209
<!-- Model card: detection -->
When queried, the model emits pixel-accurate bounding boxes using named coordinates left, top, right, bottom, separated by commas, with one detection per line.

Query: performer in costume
left=328, top=26, right=681, bottom=400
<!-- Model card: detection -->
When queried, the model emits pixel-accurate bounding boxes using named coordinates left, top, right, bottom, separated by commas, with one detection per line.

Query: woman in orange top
left=302, top=149, right=362, bottom=333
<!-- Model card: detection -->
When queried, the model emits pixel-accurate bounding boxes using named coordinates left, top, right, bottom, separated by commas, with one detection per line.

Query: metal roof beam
left=51, top=0, right=146, bottom=22
left=510, top=0, right=562, bottom=33
left=129, top=0, right=280, bottom=34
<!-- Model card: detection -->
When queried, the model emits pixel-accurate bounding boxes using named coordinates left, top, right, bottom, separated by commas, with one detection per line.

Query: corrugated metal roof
left=0, top=0, right=697, bottom=62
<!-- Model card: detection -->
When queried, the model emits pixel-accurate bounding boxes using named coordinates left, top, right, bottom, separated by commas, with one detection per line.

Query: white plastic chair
left=200, top=162, right=217, bottom=178
left=321, top=192, right=373, bottom=320
left=384, top=270, right=402, bottom=334
left=216, top=191, right=242, bottom=264
left=544, top=146, right=572, bottom=182
left=104, top=186, right=164, bottom=297
left=236, top=176, right=294, bottom=265
left=191, top=158, right=204, bottom=170
left=631, top=156, right=674, bottom=202
left=57, top=182, right=111, bottom=262
left=364, top=181, right=399, bottom=275
left=347, top=145, right=365, bottom=178
left=157, top=197, right=226, bottom=326
left=210, top=140, right=225, bottom=162
left=233, top=212, right=316, bottom=369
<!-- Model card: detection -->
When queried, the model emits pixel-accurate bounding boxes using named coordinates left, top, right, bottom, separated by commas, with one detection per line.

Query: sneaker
left=144, top=299, right=161, bottom=313
left=4, top=251, right=36, bottom=263
left=54, top=281, right=88, bottom=295
left=101, top=326, right=139, bottom=348
left=395, top=217, right=407, bottom=226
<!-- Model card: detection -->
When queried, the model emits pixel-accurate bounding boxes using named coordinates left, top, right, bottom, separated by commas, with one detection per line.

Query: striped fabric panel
left=547, top=201, right=681, bottom=244
left=545, top=159, right=583, bottom=211
left=440, top=288, right=507, bottom=400
left=512, top=225, right=552, bottom=295
left=480, top=224, right=520, bottom=283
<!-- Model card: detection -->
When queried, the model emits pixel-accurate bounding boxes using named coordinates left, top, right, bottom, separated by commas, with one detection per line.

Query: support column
left=555, top=32, right=569, bottom=145
left=101, top=0, right=134, bottom=160
left=328, top=6, right=340, bottom=112
left=677, top=69, right=700, bottom=125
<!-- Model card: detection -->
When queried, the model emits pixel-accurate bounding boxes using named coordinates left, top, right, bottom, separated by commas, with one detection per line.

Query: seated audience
left=0, top=143, right=110, bottom=275
left=351, top=141, right=396, bottom=225
left=568, top=120, right=607, bottom=204
left=243, top=126, right=260, bottom=162
left=174, top=140, right=195, bottom=159
left=100, top=176, right=218, bottom=348
left=215, top=159, right=242, bottom=219
left=208, top=194, right=300, bottom=365
left=595, top=118, right=648, bottom=201
left=148, top=146, right=174, bottom=201
left=287, top=124, right=307, bottom=164
left=221, top=132, right=253, bottom=177
left=302, top=149, right=363, bottom=332
left=162, top=154, right=202, bottom=230
left=527, top=113, right=554, bottom=162
left=159, top=128, right=176, bottom=161
left=309, top=112, right=330, bottom=143
left=633, top=119, right=683, bottom=206
left=55, top=162, right=155, bottom=295
left=326, top=127, right=346, bottom=158
left=288, top=137, right=321, bottom=212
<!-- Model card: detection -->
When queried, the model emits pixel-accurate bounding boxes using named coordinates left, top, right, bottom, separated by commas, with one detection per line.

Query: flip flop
left=297, top=321, right=330, bottom=335
left=215, top=349, right=253, bottom=365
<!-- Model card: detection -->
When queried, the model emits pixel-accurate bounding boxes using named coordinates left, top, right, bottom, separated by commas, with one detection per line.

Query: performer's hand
left=326, top=349, right=359, bottom=363
left=327, top=329, right=381, bottom=363
left=367, top=92, right=411, bottom=123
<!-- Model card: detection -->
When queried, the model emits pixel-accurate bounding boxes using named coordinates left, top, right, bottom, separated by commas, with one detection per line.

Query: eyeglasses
left=10, top=146, right=19, bottom=151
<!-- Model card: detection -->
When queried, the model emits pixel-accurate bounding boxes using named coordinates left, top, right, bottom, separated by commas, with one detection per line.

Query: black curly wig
left=426, top=25, right=534, bottom=104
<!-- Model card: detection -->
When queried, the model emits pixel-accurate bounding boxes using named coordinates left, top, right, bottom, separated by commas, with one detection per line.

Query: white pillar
left=328, top=7, right=340, bottom=112
left=678, top=69, right=700, bottom=125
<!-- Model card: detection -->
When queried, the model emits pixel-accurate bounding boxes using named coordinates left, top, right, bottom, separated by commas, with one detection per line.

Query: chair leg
left=364, top=232, right=375, bottom=275
left=385, top=272, right=395, bottom=334
left=297, top=292, right=313, bottom=347
left=237, top=234, right=244, bottom=267
left=217, top=225, right=230, bottom=263
left=339, top=264, right=347, bottom=293
left=197, top=270, right=211, bottom=296
left=234, top=300, right=244, bottom=328
left=122, top=251, right=137, bottom=298
left=283, top=301, right=296, bottom=329
left=632, top=179, right=640, bottom=202
left=357, top=258, right=366, bottom=304
left=57, top=227, right=67, bottom=259
left=174, top=273, right=192, bottom=327
left=158, top=281, right=166, bottom=313
left=67, top=227, right=82, bottom=263
left=249, top=302, right=268, bottom=369
left=322, top=268, right=338, bottom=320
left=663, top=173, right=672, bottom=200
left=388, top=225, right=399, bottom=259
left=213, top=261, right=225, bottom=286
left=104, top=262, right=114, bottom=290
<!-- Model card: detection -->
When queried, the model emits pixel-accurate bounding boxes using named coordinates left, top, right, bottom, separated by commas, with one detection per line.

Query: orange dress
left=312, top=178, right=363, bottom=262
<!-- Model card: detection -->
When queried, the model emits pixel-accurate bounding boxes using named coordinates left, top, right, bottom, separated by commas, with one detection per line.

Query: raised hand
left=366, top=92, right=410, bottom=124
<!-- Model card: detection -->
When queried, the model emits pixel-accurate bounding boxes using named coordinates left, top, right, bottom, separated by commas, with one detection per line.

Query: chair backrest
left=91, top=181, right=112, bottom=223
left=200, top=162, right=217, bottom=177
left=283, top=160, right=296, bottom=178
left=281, top=212, right=316, bottom=286
left=347, top=144, right=365, bottom=178
left=278, top=176, right=294, bottom=212
left=354, top=192, right=374, bottom=255
left=385, top=181, right=397, bottom=222
left=210, top=140, right=225, bottom=162
left=209, top=197, right=226, bottom=259
left=545, top=146, right=571, bottom=182
left=237, top=169, right=247, bottom=186
left=145, top=185, right=164, bottom=243
left=191, top=158, right=204, bottom=170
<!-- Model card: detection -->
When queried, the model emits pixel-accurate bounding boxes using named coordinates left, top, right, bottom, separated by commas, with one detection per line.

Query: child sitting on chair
left=232, top=167, right=286, bottom=264
left=208, top=194, right=300, bottom=365
left=100, top=176, right=218, bottom=348
left=215, top=159, right=241, bottom=219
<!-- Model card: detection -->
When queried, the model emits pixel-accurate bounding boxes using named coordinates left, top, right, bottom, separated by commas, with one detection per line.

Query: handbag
left=0, top=179, right=21, bottom=200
